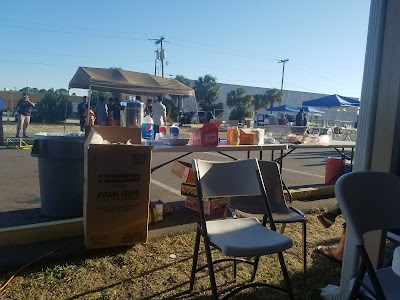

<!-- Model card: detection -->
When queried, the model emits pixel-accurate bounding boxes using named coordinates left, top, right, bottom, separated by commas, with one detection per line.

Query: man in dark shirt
left=144, top=98, right=153, bottom=117
left=112, top=98, right=122, bottom=126
left=295, top=108, right=306, bottom=126
left=15, top=93, right=35, bottom=138
left=77, top=96, right=88, bottom=131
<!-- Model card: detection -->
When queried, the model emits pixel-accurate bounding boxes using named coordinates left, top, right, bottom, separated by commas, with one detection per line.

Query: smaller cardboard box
left=171, top=161, right=195, bottom=183
left=189, top=122, right=221, bottom=147
left=227, top=127, right=256, bottom=145
left=239, top=128, right=256, bottom=145
left=181, top=182, right=196, bottom=197
left=185, top=196, right=229, bottom=215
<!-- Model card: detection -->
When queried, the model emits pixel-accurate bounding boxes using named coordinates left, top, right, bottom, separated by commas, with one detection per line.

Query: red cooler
left=325, top=157, right=345, bottom=185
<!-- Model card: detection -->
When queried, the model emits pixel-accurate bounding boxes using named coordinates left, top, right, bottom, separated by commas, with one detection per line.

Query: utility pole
left=277, top=59, right=289, bottom=94
left=149, top=36, right=167, bottom=77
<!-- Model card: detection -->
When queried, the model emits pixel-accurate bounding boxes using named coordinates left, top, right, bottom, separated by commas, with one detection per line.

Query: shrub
left=36, top=89, right=72, bottom=123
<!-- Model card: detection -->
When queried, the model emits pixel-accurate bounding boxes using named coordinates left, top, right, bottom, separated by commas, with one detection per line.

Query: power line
left=0, top=49, right=153, bottom=62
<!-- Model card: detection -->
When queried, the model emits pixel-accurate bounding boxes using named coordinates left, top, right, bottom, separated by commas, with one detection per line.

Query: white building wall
left=183, top=80, right=359, bottom=124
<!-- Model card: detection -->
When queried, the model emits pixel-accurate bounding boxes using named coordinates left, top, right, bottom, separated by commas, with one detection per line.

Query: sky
left=1, top=1, right=370, bottom=98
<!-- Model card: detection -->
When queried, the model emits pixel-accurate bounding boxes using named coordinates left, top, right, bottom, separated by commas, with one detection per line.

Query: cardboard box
left=227, top=127, right=256, bottom=145
left=181, top=182, right=196, bottom=197
left=239, top=128, right=256, bottom=145
left=84, top=126, right=152, bottom=249
left=185, top=196, right=229, bottom=215
left=171, top=161, right=195, bottom=183
left=189, top=122, right=220, bottom=146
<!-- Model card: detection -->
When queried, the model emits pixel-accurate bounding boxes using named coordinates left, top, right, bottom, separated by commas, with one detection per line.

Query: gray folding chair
left=336, top=171, right=400, bottom=300
left=225, top=160, right=307, bottom=273
left=189, top=158, right=294, bottom=300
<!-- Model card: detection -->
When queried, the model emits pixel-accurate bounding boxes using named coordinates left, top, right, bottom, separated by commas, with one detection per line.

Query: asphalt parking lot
left=0, top=142, right=343, bottom=227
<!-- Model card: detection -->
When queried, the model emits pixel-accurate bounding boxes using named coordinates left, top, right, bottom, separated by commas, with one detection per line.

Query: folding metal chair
left=225, top=160, right=307, bottom=273
left=336, top=171, right=400, bottom=300
left=189, top=158, right=294, bottom=300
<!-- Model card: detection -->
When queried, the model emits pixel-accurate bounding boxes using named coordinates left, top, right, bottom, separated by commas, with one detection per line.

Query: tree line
left=22, top=75, right=283, bottom=124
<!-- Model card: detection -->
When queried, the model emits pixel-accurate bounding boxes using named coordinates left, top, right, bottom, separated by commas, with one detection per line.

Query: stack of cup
left=159, top=126, right=167, bottom=138
left=155, top=199, right=164, bottom=221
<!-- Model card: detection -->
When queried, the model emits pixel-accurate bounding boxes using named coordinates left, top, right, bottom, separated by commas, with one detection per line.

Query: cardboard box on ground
left=84, top=126, right=152, bottom=249
left=171, top=161, right=229, bottom=215
left=185, top=196, right=230, bottom=215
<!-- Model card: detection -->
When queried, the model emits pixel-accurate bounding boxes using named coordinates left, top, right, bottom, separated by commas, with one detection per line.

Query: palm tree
left=226, top=87, right=254, bottom=121
left=265, top=88, right=283, bottom=109
left=194, top=75, right=220, bottom=111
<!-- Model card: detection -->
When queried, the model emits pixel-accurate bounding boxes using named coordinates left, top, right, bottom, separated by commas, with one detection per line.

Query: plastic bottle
left=170, top=124, right=180, bottom=139
left=155, top=199, right=164, bottom=221
left=229, top=126, right=240, bottom=146
left=141, top=114, right=154, bottom=139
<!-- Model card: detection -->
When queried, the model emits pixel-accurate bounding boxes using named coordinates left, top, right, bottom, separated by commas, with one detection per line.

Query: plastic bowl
left=162, top=138, right=190, bottom=146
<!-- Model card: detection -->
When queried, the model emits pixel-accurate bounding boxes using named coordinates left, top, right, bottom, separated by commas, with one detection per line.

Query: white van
left=254, top=113, right=279, bottom=126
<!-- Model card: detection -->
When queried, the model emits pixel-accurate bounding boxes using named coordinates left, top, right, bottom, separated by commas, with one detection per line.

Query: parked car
left=182, top=111, right=215, bottom=124
left=254, top=113, right=279, bottom=126
left=286, top=114, right=296, bottom=123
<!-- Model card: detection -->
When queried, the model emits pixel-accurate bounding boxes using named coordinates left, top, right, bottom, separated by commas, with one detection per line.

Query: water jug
left=141, top=114, right=154, bottom=139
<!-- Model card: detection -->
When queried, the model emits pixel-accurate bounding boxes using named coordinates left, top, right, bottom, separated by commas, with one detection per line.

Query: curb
left=0, top=186, right=335, bottom=249
left=285, top=185, right=335, bottom=201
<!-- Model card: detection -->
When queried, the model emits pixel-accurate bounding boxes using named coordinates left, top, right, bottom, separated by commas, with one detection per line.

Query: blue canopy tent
left=300, top=106, right=324, bottom=113
left=302, top=94, right=360, bottom=107
left=269, top=104, right=300, bottom=112
left=302, top=94, right=359, bottom=126
left=338, top=95, right=361, bottom=107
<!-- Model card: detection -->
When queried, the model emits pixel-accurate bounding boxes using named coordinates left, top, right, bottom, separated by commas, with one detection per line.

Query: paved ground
left=0, top=139, right=342, bottom=223
left=0, top=130, right=346, bottom=271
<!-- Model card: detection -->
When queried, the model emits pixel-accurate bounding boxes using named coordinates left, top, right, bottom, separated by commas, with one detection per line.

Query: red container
left=325, top=157, right=345, bottom=185
left=159, top=126, right=167, bottom=135
left=279, top=118, right=288, bottom=125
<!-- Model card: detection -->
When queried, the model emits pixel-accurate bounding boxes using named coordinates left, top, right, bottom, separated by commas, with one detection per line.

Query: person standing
left=83, top=107, right=96, bottom=127
left=112, top=98, right=122, bottom=127
left=303, top=112, right=308, bottom=126
left=295, top=108, right=306, bottom=126
left=95, top=96, right=108, bottom=126
left=77, top=96, right=88, bottom=131
left=107, top=97, right=114, bottom=126
left=144, top=98, right=153, bottom=116
left=152, top=95, right=167, bottom=137
left=15, top=93, right=35, bottom=138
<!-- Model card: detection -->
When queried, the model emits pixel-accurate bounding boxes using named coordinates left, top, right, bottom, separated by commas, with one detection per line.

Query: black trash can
left=31, top=132, right=85, bottom=218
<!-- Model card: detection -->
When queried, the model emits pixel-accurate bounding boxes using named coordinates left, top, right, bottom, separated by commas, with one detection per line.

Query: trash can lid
left=34, top=132, right=85, bottom=142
